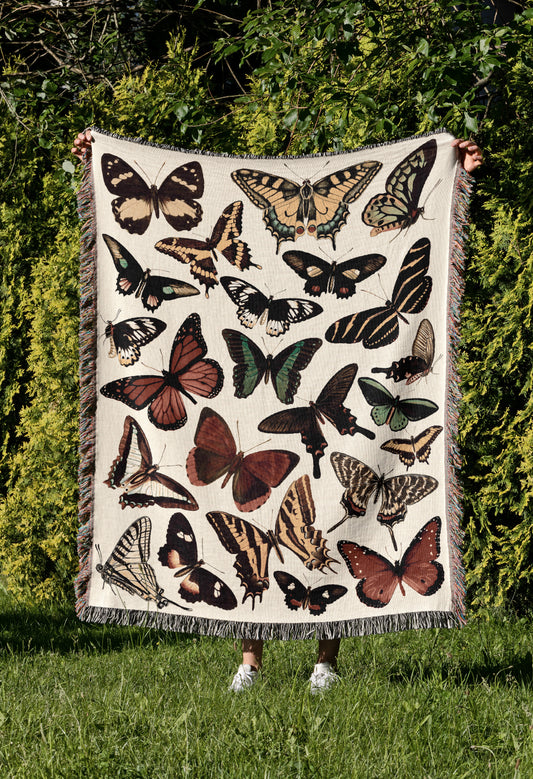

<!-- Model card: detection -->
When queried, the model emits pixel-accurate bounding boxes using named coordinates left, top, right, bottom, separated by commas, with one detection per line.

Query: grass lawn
left=0, top=584, right=531, bottom=778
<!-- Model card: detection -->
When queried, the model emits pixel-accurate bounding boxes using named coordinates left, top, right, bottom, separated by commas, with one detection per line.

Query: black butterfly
left=101, top=153, right=204, bottom=235
left=372, top=319, right=435, bottom=384
left=380, top=425, right=443, bottom=470
left=103, top=234, right=199, bottom=312
left=329, top=451, right=438, bottom=549
left=362, top=139, right=437, bottom=236
left=282, top=250, right=386, bottom=299
left=258, top=364, right=375, bottom=479
left=105, top=316, right=166, bottom=366
left=231, top=161, right=382, bottom=252
left=221, top=276, right=323, bottom=337
left=157, top=513, right=238, bottom=611
left=222, top=329, right=322, bottom=404
left=325, top=238, right=432, bottom=348
left=358, top=376, right=439, bottom=431
left=96, top=516, right=189, bottom=610
left=274, top=571, right=347, bottom=616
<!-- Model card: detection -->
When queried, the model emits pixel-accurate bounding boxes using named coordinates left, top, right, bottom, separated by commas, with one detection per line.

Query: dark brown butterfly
left=105, top=317, right=166, bottom=367
left=380, top=425, right=443, bottom=469
left=258, top=364, right=374, bottom=478
left=282, top=250, right=386, bottom=299
left=105, top=416, right=198, bottom=510
left=101, top=154, right=204, bottom=235
left=325, top=238, right=432, bottom=348
left=328, top=451, right=438, bottom=549
left=186, top=407, right=299, bottom=512
left=273, top=571, right=347, bottom=615
left=338, top=517, right=444, bottom=608
left=154, top=201, right=259, bottom=298
left=207, top=475, right=338, bottom=607
left=158, top=513, right=237, bottom=611
left=372, top=319, right=435, bottom=383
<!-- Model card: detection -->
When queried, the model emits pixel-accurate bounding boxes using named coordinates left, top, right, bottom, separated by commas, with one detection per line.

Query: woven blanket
left=76, top=128, right=471, bottom=639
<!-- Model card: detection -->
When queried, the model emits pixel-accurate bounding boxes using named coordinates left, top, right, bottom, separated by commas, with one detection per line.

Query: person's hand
left=71, top=130, right=93, bottom=161
left=451, top=138, right=483, bottom=173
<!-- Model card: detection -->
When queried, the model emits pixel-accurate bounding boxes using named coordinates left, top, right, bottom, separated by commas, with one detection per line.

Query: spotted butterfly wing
left=105, top=416, right=198, bottom=510
left=157, top=513, right=237, bottom=610
left=154, top=201, right=258, bottom=298
left=100, top=313, right=223, bottom=430
left=258, top=364, right=375, bottom=478
left=231, top=161, right=381, bottom=252
left=273, top=571, right=347, bottom=615
left=338, top=517, right=444, bottom=608
left=105, top=317, right=166, bottom=366
left=362, top=139, right=437, bottom=236
left=282, top=250, right=386, bottom=299
left=372, top=319, right=435, bottom=383
left=380, top=425, right=443, bottom=469
left=222, top=329, right=322, bottom=404
left=186, top=407, right=298, bottom=512
left=96, top=516, right=188, bottom=610
left=221, top=276, right=323, bottom=337
left=325, top=238, right=432, bottom=347
left=358, top=376, right=438, bottom=431
left=103, top=234, right=199, bottom=312
left=101, top=154, right=204, bottom=235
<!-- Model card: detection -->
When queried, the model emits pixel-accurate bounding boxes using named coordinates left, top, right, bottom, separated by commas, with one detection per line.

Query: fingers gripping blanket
left=76, top=129, right=471, bottom=638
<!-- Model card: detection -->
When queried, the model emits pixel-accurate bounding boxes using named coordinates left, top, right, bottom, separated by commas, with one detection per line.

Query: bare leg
left=242, top=638, right=264, bottom=671
left=317, top=638, right=340, bottom=667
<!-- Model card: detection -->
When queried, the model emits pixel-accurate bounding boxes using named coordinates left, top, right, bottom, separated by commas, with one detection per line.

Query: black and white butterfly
left=231, top=161, right=382, bottom=252
left=329, top=451, right=438, bottom=549
left=372, top=319, right=435, bottom=383
left=157, top=513, right=238, bottom=611
left=101, top=154, right=204, bottom=235
left=274, top=571, right=347, bottom=615
left=282, top=250, right=386, bottom=299
left=220, top=276, right=323, bottom=337
left=96, top=516, right=189, bottom=610
left=105, top=316, right=166, bottom=366
left=325, top=238, right=432, bottom=348
left=103, top=234, right=199, bottom=312
left=222, top=329, right=322, bottom=404
left=362, top=139, right=437, bottom=236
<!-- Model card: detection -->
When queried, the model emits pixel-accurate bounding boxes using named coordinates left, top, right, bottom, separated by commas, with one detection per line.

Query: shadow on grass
left=388, top=652, right=533, bottom=688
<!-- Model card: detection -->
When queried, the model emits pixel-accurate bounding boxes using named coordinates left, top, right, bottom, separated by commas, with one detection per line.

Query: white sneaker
left=229, top=664, right=258, bottom=692
left=310, top=662, right=339, bottom=694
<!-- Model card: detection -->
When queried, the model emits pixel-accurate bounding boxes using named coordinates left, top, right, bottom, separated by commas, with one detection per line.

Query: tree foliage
left=0, top=0, right=531, bottom=606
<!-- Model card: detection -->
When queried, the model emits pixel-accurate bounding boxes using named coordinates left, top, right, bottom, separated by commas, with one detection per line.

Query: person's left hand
left=451, top=138, right=483, bottom=173
left=71, top=130, right=93, bottom=161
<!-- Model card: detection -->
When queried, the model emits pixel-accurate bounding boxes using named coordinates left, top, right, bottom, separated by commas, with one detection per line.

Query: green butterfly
left=222, top=329, right=322, bottom=405
left=358, top=376, right=438, bottom=431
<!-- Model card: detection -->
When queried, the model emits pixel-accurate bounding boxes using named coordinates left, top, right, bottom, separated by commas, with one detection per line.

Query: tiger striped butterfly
left=380, top=425, right=443, bottom=470
left=325, top=238, right=432, bottom=348
left=105, top=316, right=166, bottom=367
left=362, top=139, right=437, bottom=236
left=282, top=250, right=386, bottom=299
left=372, top=319, right=435, bottom=384
left=154, top=201, right=258, bottom=298
left=358, top=376, right=439, bottom=432
left=222, top=329, right=322, bottom=404
left=338, top=517, right=444, bottom=608
left=273, top=571, right=347, bottom=616
left=100, top=313, right=223, bottom=430
left=231, top=161, right=382, bottom=252
left=101, top=154, right=204, bottom=235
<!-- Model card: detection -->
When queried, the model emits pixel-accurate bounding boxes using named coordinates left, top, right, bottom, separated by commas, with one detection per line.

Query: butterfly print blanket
left=76, top=128, right=471, bottom=638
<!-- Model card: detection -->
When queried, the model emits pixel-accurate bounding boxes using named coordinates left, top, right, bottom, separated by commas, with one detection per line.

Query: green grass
left=0, top=586, right=531, bottom=778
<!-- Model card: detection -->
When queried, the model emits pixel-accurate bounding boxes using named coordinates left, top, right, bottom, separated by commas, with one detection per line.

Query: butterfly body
left=100, top=314, right=223, bottom=430
left=231, top=161, right=382, bottom=252
left=325, top=238, right=432, bottom=348
left=372, top=319, right=435, bottom=384
left=105, top=317, right=166, bottom=366
left=258, top=364, right=374, bottom=478
left=282, top=250, right=386, bottom=298
left=157, top=513, right=237, bottom=610
left=362, top=140, right=437, bottom=236
left=380, top=425, right=443, bottom=469
left=358, top=376, right=438, bottom=432
left=338, top=517, right=444, bottom=608
left=101, top=154, right=204, bottom=235
left=273, top=571, right=347, bottom=615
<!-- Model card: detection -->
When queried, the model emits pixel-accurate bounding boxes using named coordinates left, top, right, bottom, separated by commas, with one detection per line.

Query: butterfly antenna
left=242, top=437, right=272, bottom=456
left=140, top=361, right=160, bottom=373
left=283, top=159, right=331, bottom=179
left=422, top=177, right=442, bottom=211
left=361, top=287, right=386, bottom=302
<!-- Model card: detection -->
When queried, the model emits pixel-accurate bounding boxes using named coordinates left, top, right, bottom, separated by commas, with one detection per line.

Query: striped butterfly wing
left=380, top=425, right=443, bottom=469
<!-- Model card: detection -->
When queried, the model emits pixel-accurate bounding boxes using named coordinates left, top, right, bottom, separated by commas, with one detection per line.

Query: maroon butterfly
left=100, top=313, right=223, bottom=430
left=105, top=416, right=198, bottom=510
left=338, top=517, right=444, bottom=608
left=186, top=407, right=299, bottom=512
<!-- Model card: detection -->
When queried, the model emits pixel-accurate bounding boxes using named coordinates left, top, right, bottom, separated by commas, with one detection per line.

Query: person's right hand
left=71, top=130, right=93, bottom=161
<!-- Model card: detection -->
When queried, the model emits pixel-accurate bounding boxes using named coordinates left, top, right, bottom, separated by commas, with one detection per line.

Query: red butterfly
left=337, top=517, right=444, bottom=608
left=186, top=407, right=299, bottom=512
left=100, top=314, right=223, bottom=430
